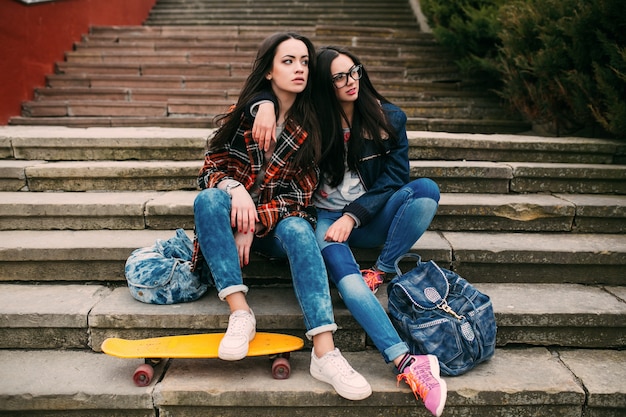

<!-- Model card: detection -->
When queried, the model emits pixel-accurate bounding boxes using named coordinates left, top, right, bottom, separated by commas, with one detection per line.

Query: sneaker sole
left=217, top=349, right=248, bottom=361
left=217, top=330, right=256, bottom=361
left=426, top=355, right=447, bottom=417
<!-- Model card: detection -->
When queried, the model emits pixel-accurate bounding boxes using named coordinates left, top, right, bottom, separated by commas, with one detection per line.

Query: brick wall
left=0, top=0, right=157, bottom=124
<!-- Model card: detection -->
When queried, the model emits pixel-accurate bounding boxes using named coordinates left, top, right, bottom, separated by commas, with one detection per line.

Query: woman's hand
left=233, top=229, right=255, bottom=267
left=252, top=102, right=276, bottom=152
left=324, top=214, right=356, bottom=243
left=229, top=186, right=259, bottom=236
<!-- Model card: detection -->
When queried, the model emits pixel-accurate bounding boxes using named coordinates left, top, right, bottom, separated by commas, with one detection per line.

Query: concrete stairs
left=1, top=0, right=626, bottom=415
left=8, top=0, right=530, bottom=134
left=1, top=124, right=625, bottom=416
left=144, top=0, right=422, bottom=28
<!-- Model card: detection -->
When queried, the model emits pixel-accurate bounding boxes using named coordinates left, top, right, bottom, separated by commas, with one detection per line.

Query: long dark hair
left=313, top=46, right=397, bottom=187
left=210, top=32, right=321, bottom=168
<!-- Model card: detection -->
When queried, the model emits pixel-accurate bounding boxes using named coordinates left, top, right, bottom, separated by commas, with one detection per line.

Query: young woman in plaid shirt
left=192, top=33, right=371, bottom=401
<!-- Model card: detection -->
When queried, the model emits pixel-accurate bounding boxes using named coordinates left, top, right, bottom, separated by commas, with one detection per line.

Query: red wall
left=0, top=0, right=157, bottom=124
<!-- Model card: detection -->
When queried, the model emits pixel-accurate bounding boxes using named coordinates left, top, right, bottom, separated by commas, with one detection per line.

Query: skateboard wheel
left=271, top=357, right=291, bottom=379
left=133, top=363, right=154, bottom=387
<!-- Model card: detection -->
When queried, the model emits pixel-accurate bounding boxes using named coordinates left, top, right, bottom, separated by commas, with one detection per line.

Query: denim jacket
left=343, top=102, right=410, bottom=226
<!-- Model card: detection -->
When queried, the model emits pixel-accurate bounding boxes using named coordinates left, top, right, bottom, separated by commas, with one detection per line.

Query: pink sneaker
left=397, top=354, right=447, bottom=416
left=360, top=268, right=385, bottom=293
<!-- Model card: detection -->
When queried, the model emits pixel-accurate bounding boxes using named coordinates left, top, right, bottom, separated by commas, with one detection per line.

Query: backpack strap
left=392, top=253, right=462, bottom=319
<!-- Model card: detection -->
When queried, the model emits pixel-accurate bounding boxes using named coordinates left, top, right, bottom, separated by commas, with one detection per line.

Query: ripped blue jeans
left=194, top=188, right=337, bottom=339
left=316, top=178, right=440, bottom=362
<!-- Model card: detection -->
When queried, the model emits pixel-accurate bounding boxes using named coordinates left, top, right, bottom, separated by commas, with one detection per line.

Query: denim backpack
left=125, top=229, right=211, bottom=304
left=387, top=253, right=497, bottom=376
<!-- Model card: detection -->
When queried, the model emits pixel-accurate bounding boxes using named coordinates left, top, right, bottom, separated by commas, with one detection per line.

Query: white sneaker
left=310, top=348, right=372, bottom=400
left=218, top=309, right=256, bottom=361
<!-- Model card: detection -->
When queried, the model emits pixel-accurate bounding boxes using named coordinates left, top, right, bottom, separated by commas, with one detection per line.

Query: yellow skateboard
left=101, top=332, right=304, bottom=386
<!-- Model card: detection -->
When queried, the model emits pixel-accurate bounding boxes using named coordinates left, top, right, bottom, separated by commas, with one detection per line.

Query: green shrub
left=579, top=23, right=626, bottom=136
left=421, top=0, right=626, bottom=138
left=497, top=0, right=626, bottom=137
left=420, top=0, right=505, bottom=81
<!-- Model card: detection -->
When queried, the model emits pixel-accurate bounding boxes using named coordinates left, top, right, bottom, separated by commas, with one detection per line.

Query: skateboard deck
left=102, top=332, right=304, bottom=386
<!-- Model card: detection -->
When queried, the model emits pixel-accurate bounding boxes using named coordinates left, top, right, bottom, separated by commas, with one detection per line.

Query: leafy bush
left=421, top=0, right=626, bottom=138
left=420, top=0, right=506, bottom=80
left=497, top=0, right=626, bottom=137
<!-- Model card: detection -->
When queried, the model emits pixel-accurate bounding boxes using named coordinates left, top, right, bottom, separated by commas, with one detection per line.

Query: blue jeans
left=316, top=178, right=440, bottom=362
left=194, top=188, right=337, bottom=340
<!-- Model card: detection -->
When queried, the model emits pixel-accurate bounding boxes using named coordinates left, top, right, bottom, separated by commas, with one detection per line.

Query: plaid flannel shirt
left=192, top=118, right=319, bottom=271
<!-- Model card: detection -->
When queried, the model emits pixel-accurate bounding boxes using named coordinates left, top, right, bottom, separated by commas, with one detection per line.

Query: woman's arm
left=253, top=102, right=277, bottom=152
left=245, top=91, right=278, bottom=152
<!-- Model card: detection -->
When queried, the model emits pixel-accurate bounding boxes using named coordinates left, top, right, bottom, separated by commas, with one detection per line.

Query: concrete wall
left=0, top=0, right=157, bottom=124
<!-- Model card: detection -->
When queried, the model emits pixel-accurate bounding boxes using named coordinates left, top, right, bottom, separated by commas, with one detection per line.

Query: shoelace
left=226, top=311, right=252, bottom=336
left=397, top=361, right=437, bottom=401
left=397, top=371, right=429, bottom=401
left=360, top=269, right=384, bottom=291
left=325, top=350, right=356, bottom=376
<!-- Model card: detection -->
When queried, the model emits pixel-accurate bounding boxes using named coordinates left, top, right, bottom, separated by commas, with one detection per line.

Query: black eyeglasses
left=332, top=64, right=363, bottom=88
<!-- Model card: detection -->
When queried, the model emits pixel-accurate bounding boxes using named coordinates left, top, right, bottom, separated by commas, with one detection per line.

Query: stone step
left=87, top=24, right=317, bottom=38
left=73, top=31, right=443, bottom=48
left=2, top=158, right=624, bottom=194
left=72, top=39, right=257, bottom=51
left=145, top=5, right=415, bottom=17
left=86, top=24, right=434, bottom=43
left=55, top=62, right=253, bottom=77
left=0, top=229, right=624, bottom=285
left=52, top=64, right=463, bottom=85
left=415, top=118, right=530, bottom=134
left=66, top=46, right=455, bottom=71
left=1, top=191, right=624, bottom=234
left=22, top=100, right=170, bottom=118
left=8, top=115, right=532, bottom=132
left=411, top=160, right=626, bottom=194
left=33, top=86, right=241, bottom=101
left=4, top=1, right=624, bottom=415
left=144, top=17, right=420, bottom=29
left=1, top=127, right=622, bottom=186
left=46, top=73, right=249, bottom=89
left=45, top=70, right=467, bottom=90
left=81, top=28, right=439, bottom=49
left=3, top=347, right=624, bottom=417
left=149, top=1, right=411, bottom=9
left=0, top=126, right=210, bottom=161
left=32, top=85, right=493, bottom=103
left=144, top=12, right=419, bottom=23
left=408, top=131, right=624, bottom=163
left=0, top=127, right=618, bottom=159
left=148, top=6, right=411, bottom=14
left=76, top=32, right=436, bottom=61
left=10, top=18, right=531, bottom=133
left=143, top=0, right=419, bottom=28
left=32, top=84, right=499, bottom=103
left=56, top=56, right=460, bottom=81
left=1, top=282, right=625, bottom=350
left=63, top=49, right=257, bottom=64
left=20, top=98, right=510, bottom=120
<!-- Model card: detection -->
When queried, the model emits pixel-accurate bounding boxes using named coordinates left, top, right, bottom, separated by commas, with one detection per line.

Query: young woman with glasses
left=250, top=45, right=446, bottom=416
